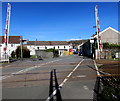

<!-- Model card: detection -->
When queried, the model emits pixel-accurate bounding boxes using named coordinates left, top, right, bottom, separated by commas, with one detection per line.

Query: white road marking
left=0, top=65, right=11, bottom=68
left=76, top=75, right=86, bottom=78
left=59, top=59, right=84, bottom=87
left=93, top=60, right=101, bottom=76
left=0, top=75, right=13, bottom=81
left=4, top=65, right=11, bottom=68
left=46, top=59, right=84, bottom=101
left=0, top=57, right=72, bottom=80
left=93, top=60, right=111, bottom=76
left=83, top=85, right=89, bottom=90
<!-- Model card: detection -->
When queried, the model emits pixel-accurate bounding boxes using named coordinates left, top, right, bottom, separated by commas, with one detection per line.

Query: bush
left=109, top=44, right=120, bottom=49
left=15, top=46, right=30, bottom=58
left=54, top=49, right=59, bottom=57
left=11, top=51, right=16, bottom=58
left=92, top=41, right=98, bottom=49
left=30, top=55, right=37, bottom=58
left=44, top=48, right=54, bottom=52
left=103, top=42, right=120, bottom=49
left=103, top=42, right=110, bottom=49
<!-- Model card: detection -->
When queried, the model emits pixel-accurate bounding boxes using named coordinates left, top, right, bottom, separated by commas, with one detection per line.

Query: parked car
left=73, top=51, right=78, bottom=54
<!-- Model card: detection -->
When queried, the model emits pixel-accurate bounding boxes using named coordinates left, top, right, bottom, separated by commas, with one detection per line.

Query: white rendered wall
left=27, top=45, right=70, bottom=56
left=0, top=43, right=20, bottom=59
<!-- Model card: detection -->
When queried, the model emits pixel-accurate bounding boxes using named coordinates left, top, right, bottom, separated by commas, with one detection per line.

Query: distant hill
left=68, top=39, right=88, bottom=45
left=68, top=39, right=89, bottom=49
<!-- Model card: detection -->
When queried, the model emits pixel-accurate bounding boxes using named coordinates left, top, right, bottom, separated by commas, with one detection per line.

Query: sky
left=1, top=2, right=118, bottom=41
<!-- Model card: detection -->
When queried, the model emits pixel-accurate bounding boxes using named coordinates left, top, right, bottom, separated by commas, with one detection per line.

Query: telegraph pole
left=20, top=36, right=23, bottom=59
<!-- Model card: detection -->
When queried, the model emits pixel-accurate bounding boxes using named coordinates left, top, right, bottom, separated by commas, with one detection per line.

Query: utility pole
left=20, top=37, right=27, bottom=59
left=3, top=3, right=11, bottom=62
left=35, top=39, right=37, bottom=58
left=95, top=5, right=101, bottom=60
left=20, top=36, right=23, bottom=59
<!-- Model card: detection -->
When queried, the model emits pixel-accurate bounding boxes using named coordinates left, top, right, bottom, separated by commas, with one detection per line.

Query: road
left=1, top=55, right=97, bottom=100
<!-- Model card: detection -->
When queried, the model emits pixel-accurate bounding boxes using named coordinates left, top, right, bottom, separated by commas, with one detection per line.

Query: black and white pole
left=95, top=5, right=101, bottom=59
left=3, top=3, right=11, bottom=62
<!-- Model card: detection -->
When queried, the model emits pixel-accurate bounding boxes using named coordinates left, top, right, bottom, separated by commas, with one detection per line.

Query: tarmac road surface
left=1, top=55, right=97, bottom=100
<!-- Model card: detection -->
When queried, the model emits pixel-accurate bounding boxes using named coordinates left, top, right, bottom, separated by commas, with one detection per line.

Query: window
left=45, top=46, right=47, bottom=49
left=11, top=44, right=13, bottom=47
left=58, top=46, right=59, bottom=49
left=64, top=46, right=66, bottom=49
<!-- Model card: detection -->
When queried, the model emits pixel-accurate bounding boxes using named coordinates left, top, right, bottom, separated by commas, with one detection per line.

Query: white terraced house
left=26, top=41, right=72, bottom=56
left=0, top=36, right=21, bottom=60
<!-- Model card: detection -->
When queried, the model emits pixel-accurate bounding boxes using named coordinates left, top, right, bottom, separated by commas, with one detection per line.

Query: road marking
left=93, top=60, right=100, bottom=76
left=4, top=65, right=11, bottom=68
left=46, top=59, right=84, bottom=101
left=59, top=59, right=84, bottom=87
left=77, top=75, right=86, bottom=78
left=0, top=57, right=72, bottom=80
left=72, top=75, right=86, bottom=78
left=83, top=85, right=89, bottom=90
left=93, top=60, right=111, bottom=76
left=0, top=75, right=13, bottom=81
left=0, top=64, right=12, bottom=68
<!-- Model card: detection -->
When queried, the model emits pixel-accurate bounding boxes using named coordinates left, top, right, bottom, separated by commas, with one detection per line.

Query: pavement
left=95, top=59, right=120, bottom=75
left=1, top=55, right=97, bottom=100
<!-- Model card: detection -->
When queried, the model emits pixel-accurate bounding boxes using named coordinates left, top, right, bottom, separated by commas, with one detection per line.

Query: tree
left=103, top=42, right=120, bottom=49
left=103, top=42, right=110, bottom=49
left=11, top=51, right=16, bottom=58
left=15, top=46, right=30, bottom=58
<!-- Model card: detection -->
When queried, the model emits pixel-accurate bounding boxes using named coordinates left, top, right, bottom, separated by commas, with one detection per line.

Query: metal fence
left=100, top=49, right=120, bottom=59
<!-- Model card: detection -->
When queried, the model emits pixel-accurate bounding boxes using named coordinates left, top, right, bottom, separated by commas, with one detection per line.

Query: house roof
left=91, top=27, right=119, bottom=38
left=27, top=41, right=69, bottom=46
left=0, top=36, right=21, bottom=44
